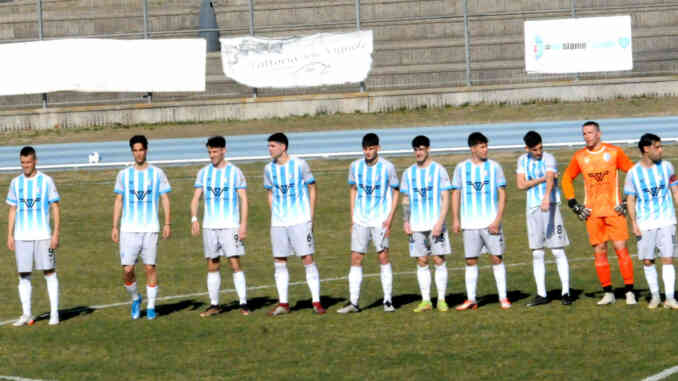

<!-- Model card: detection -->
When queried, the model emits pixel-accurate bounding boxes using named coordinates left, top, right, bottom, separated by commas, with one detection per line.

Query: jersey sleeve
left=158, top=169, right=171, bottom=194
left=6, top=179, right=16, bottom=206
left=617, top=147, right=634, bottom=172
left=388, top=163, right=400, bottom=189
left=194, top=167, right=204, bottom=189
left=263, top=165, right=273, bottom=190
left=400, top=171, right=410, bottom=196
left=667, top=161, right=678, bottom=187
left=544, top=153, right=557, bottom=173
left=235, top=167, right=247, bottom=189
left=46, top=177, right=60, bottom=203
left=561, top=154, right=581, bottom=200
left=451, top=164, right=462, bottom=190
left=623, top=170, right=637, bottom=196
left=348, top=162, right=356, bottom=185
left=515, top=155, right=526, bottom=174
left=439, top=166, right=452, bottom=190
left=301, top=160, right=315, bottom=185
left=114, top=171, right=124, bottom=195
left=495, top=162, right=507, bottom=187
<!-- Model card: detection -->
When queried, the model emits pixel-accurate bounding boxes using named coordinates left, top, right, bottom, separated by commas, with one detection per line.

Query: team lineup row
left=6, top=121, right=678, bottom=325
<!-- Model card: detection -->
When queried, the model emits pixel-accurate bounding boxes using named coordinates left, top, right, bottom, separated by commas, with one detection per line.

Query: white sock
left=465, top=265, right=478, bottom=302
left=416, top=265, right=431, bottom=301
left=644, top=265, right=659, bottom=298
left=44, top=273, right=59, bottom=316
left=18, top=275, right=32, bottom=317
left=492, top=263, right=508, bottom=301
left=434, top=262, right=448, bottom=301
left=305, top=263, right=320, bottom=303
left=348, top=266, right=363, bottom=306
left=124, top=281, right=140, bottom=301
left=663, top=264, right=676, bottom=300
left=207, top=271, right=221, bottom=306
left=233, top=271, right=247, bottom=305
left=532, top=250, right=546, bottom=297
left=146, top=285, right=158, bottom=309
left=380, top=263, right=393, bottom=303
left=552, top=248, right=570, bottom=295
left=274, top=262, right=289, bottom=304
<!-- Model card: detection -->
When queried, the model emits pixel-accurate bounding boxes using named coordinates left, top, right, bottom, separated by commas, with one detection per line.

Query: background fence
left=0, top=0, right=677, bottom=109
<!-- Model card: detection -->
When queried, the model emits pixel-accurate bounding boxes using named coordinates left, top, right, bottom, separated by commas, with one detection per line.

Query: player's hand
left=238, top=225, right=247, bottom=241
left=488, top=221, right=500, bottom=235
left=7, top=235, right=15, bottom=251
left=540, top=197, right=550, bottom=212
left=614, top=201, right=628, bottom=216
left=632, top=223, right=641, bottom=238
left=382, top=219, right=392, bottom=238
left=162, top=224, right=171, bottom=239
left=50, top=233, right=59, bottom=250
left=452, top=220, right=461, bottom=233
left=111, top=227, right=119, bottom=243
left=432, top=221, right=443, bottom=237
left=568, top=199, right=591, bottom=221
left=403, top=221, right=412, bottom=235
left=191, top=221, right=200, bottom=236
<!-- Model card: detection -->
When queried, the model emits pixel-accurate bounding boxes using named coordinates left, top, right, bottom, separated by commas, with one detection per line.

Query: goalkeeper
left=561, top=121, right=636, bottom=305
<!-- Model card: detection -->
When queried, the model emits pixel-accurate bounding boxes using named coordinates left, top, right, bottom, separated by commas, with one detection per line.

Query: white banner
left=220, top=31, right=373, bottom=88
left=0, top=39, right=206, bottom=96
left=524, top=16, right=633, bottom=74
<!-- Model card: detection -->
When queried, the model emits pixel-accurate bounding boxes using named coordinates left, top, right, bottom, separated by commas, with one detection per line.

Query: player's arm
left=617, top=147, right=634, bottom=172
left=112, top=194, right=123, bottom=243
left=237, top=188, right=248, bottom=240
left=349, top=184, right=357, bottom=231
left=515, top=173, right=545, bottom=190
left=540, top=170, right=556, bottom=211
left=7, top=205, right=16, bottom=251
left=402, top=195, right=412, bottom=235
left=160, top=193, right=171, bottom=239
left=451, top=189, right=461, bottom=233
left=308, top=182, right=317, bottom=224
left=190, top=188, right=202, bottom=236
left=50, top=202, right=60, bottom=250
left=561, top=155, right=590, bottom=220
left=433, top=190, right=449, bottom=237
left=488, top=187, right=505, bottom=234
left=626, top=193, right=640, bottom=237
left=383, top=187, right=400, bottom=237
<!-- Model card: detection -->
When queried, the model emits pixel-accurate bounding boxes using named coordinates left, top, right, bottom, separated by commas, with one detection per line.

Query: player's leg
left=526, top=208, right=548, bottom=306
left=292, top=222, right=324, bottom=314
left=412, top=232, right=432, bottom=312
left=588, top=217, right=615, bottom=304
left=339, top=224, right=367, bottom=313
left=36, top=240, right=59, bottom=325
left=608, top=215, right=635, bottom=304
left=13, top=241, right=34, bottom=326
left=269, top=226, right=291, bottom=316
left=638, top=228, right=660, bottom=308
left=482, top=228, right=510, bottom=309
left=142, top=233, right=160, bottom=319
left=120, top=232, right=143, bottom=319
left=200, top=229, right=222, bottom=317
left=457, top=230, right=480, bottom=310
left=657, top=226, right=677, bottom=309
left=546, top=206, right=571, bottom=304
left=431, top=226, right=451, bottom=312
left=225, top=229, right=248, bottom=315
left=550, top=248, right=571, bottom=304
left=374, top=225, right=394, bottom=311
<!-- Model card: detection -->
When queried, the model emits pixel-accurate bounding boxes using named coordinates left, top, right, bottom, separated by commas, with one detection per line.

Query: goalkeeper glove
left=568, top=199, right=591, bottom=221
left=614, top=200, right=627, bottom=216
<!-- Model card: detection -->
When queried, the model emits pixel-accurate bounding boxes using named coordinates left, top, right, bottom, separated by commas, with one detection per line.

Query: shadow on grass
left=477, top=290, right=531, bottom=307
left=584, top=287, right=640, bottom=301
left=292, top=296, right=344, bottom=312
left=222, top=296, right=277, bottom=313
left=546, top=288, right=584, bottom=302
left=360, top=293, right=422, bottom=311
left=153, top=299, right=205, bottom=317
left=34, top=305, right=95, bottom=323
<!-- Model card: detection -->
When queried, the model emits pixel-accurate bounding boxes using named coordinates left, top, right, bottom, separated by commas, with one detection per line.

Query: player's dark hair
left=523, top=131, right=542, bottom=148
left=206, top=136, right=226, bottom=148
left=467, top=132, right=488, bottom=147
left=19, top=146, right=36, bottom=158
left=268, top=132, right=288, bottom=151
left=411, top=135, right=430, bottom=148
left=638, top=133, right=661, bottom=154
left=362, top=133, right=379, bottom=148
left=129, top=135, right=148, bottom=150
left=582, top=121, right=600, bottom=131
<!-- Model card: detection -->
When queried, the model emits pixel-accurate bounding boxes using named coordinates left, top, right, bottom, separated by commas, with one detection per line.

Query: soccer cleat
left=413, top=300, right=433, bottom=313
left=268, top=304, right=290, bottom=317
left=12, top=315, right=35, bottom=327
left=664, top=298, right=678, bottom=309
left=383, top=301, right=395, bottom=312
left=648, top=297, right=661, bottom=309
left=625, top=291, right=637, bottom=305
left=455, top=300, right=478, bottom=311
left=500, top=298, right=512, bottom=310
left=200, top=305, right=221, bottom=318
left=48, top=312, right=59, bottom=326
left=527, top=295, right=550, bottom=307
left=131, top=296, right=142, bottom=320
left=240, top=304, right=250, bottom=316
left=146, top=308, right=156, bottom=320
left=437, top=300, right=449, bottom=312
left=337, top=303, right=360, bottom=314
left=561, top=293, right=573, bottom=306
left=312, top=302, right=326, bottom=315
left=597, top=292, right=616, bottom=305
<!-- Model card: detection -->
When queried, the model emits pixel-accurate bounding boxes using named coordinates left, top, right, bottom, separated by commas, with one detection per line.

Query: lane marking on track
left=642, top=365, right=678, bottom=381
left=0, top=376, right=54, bottom=381
left=0, top=255, right=599, bottom=326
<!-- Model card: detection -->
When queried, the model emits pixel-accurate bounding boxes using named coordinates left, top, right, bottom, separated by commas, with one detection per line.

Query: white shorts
left=463, top=228, right=506, bottom=258
left=526, top=205, right=570, bottom=249
left=203, top=228, right=245, bottom=259
left=271, top=222, right=315, bottom=258
left=408, top=226, right=452, bottom=258
left=120, top=232, right=158, bottom=266
left=15, top=239, right=55, bottom=273
left=637, top=225, right=677, bottom=260
left=351, top=224, right=389, bottom=254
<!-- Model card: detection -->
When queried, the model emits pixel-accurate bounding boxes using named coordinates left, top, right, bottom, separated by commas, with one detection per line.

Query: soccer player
left=516, top=131, right=572, bottom=306
left=561, top=121, right=636, bottom=305
left=264, top=132, right=325, bottom=316
left=337, top=133, right=398, bottom=314
left=6, top=146, right=60, bottom=326
left=401, top=135, right=452, bottom=312
left=624, top=133, right=678, bottom=309
left=112, top=135, right=171, bottom=320
left=452, top=132, right=510, bottom=310
left=190, top=136, right=249, bottom=317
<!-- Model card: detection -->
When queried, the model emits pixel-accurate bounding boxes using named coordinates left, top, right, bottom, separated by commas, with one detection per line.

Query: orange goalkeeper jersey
left=561, top=143, right=633, bottom=217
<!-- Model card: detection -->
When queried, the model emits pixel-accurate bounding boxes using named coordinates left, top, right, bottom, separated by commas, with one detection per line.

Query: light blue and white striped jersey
left=264, top=158, right=315, bottom=227
left=348, top=157, right=399, bottom=227
left=623, top=160, right=678, bottom=230
left=114, top=165, right=171, bottom=233
left=400, top=161, right=451, bottom=232
left=452, top=159, right=507, bottom=229
left=516, top=151, right=561, bottom=210
left=6, top=171, right=60, bottom=241
left=195, top=163, right=247, bottom=229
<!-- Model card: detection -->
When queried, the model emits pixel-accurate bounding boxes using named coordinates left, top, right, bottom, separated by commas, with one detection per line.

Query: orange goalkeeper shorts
left=585, top=215, right=629, bottom=246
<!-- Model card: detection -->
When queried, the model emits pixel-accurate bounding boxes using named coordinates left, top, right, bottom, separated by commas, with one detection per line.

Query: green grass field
left=1, top=147, right=678, bottom=381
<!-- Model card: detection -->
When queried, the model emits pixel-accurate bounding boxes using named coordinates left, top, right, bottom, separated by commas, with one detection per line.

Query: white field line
left=0, top=376, right=54, bottom=381
left=642, top=366, right=678, bottom=381
left=0, top=255, right=598, bottom=326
